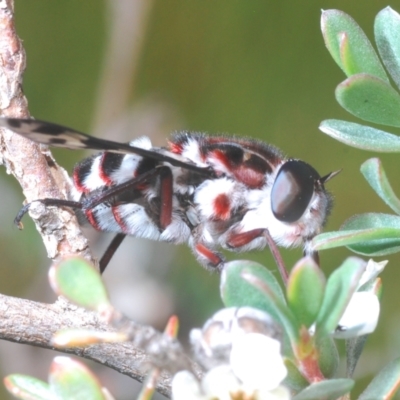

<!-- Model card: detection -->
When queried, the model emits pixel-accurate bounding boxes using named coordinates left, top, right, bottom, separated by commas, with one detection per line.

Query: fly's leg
left=192, top=242, right=225, bottom=272
left=99, top=233, right=126, bottom=273
left=14, top=166, right=174, bottom=272
left=14, top=199, right=83, bottom=228
left=227, top=228, right=288, bottom=284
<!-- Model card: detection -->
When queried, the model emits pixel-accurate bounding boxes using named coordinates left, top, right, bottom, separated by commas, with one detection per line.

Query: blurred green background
left=0, top=1, right=399, bottom=399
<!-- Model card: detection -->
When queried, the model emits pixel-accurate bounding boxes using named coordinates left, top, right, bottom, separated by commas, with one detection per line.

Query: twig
left=0, top=0, right=94, bottom=265
left=0, top=293, right=198, bottom=398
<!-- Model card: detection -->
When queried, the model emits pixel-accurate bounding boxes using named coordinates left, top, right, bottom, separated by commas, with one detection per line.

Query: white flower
left=230, top=334, right=287, bottom=392
left=172, top=334, right=290, bottom=400
left=334, top=291, right=380, bottom=339
left=190, top=307, right=281, bottom=370
left=332, top=258, right=385, bottom=339
left=172, top=370, right=208, bottom=400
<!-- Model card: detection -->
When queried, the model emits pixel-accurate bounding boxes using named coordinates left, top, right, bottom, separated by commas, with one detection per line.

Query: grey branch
left=0, top=0, right=93, bottom=265
left=0, top=293, right=198, bottom=398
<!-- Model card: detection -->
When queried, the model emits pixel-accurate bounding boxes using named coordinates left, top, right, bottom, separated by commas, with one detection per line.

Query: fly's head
left=266, top=159, right=339, bottom=249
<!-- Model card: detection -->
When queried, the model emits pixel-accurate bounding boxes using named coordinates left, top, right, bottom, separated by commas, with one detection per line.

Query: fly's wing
left=0, top=118, right=214, bottom=177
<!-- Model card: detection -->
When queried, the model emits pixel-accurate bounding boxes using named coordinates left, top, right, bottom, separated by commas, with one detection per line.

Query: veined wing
left=0, top=118, right=214, bottom=177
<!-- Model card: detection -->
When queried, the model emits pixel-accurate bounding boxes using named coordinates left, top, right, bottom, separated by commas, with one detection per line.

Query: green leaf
left=321, top=10, right=388, bottom=81
left=49, top=357, right=106, bottom=400
left=312, top=227, right=399, bottom=252
left=346, top=335, right=368, bottom=378
left=319, top=119, right=400, bottom=152
left=315, top=257, right=365, bottom=338
left=220, top=260, right=299, bottom=343
left=317, top=336, right=339, bottom=379
left=49, top=257, right=111, bottom=313
left=220, top=260, right=285, bottom=311
left=335, top=73, right=400, bottom=127
left=4, top=375, right=53, bottom=400
left=375, top=7, right=400, bottom=90
left=342, top=213, right=400, bottom=256
left=292, top=378, right=354, bottom=400
left=361, top=158, right=400, bottom=214
left=283, top=359, right=309, bottom=392
left=359, top=357, right=400, bottom=399
left=286, top=258, right=325, bottom=328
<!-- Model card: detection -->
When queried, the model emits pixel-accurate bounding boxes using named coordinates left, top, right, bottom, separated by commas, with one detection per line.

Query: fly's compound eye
left=271, top=160, right=321, bottom=223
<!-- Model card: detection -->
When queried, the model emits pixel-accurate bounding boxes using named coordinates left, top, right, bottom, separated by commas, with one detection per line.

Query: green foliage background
left=0, top=1, right=399, bottom=399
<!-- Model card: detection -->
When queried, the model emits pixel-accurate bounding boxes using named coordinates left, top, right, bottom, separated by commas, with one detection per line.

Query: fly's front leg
left=226, top=228, right=265, bottom=248
left=226, top=228, right=288, bottom=284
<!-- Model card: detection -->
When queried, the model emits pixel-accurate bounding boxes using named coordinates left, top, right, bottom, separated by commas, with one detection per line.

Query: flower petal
left=357, top=259, right=387, bottom=289
left=202, top=365, right=241, bottom=400
left=230, top=334, right=287, bottom=391
left=334, top=292, right=380, bottom=338
left=171, top=371, right=206, bottom=400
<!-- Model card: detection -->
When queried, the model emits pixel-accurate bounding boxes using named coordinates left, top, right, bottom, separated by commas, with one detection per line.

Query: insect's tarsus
left=14, top=199, right=83, bottom=229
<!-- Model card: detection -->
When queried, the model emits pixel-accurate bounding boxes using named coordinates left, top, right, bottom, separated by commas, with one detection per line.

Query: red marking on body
left=227, top=229, right=265, bottom=248
left=72, top=169, right=86, bottom=193
left=85, top=209, right=101, bottom=231
left=112, top=205, right=128, bottom=233
left=213, top=193, right=231, bottom=220
left=233, top=166, right=265, bottom=189
left=168, top=141, right=183, bottom=154
left=99, top=153, right=114, bottom=186
left=209, top=151, right=264, bottom=188
left=210, top=150, right=230, bottom=169
left=195, top=244, right=223, bottom=267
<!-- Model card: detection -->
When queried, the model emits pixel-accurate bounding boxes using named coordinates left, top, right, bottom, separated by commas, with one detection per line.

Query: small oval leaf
left=287, top=257, right=326, bottom=328
left=335, top=73, right=400, bottom=127
left=319, top=119, right=400, bottom=152
left=346, top=335, right=368, bottom=378
left=49, top=257, right=111, bottom=312
left=342, top=213, right=400, bottom=256
left=4, top=375, right=53, bottom=400
left=321, top=10, right=388, bottom=81
left=360, top=158, right=400, bottom=215
left=312, top=228, right=399, bottom=251
left=221, top=260, right=299, bottom=345
left=284, top=359, right=309, bottom=392
left=49, top=357, right=106, bottom=400
left=52, top=329, right=128, bottom=348
left=292, top=378, right=354, bottom=400
left=220, top=260, right=285, bottom=312
left=375, top=7, right=400, bottom=90
left=316, top=336, right=339, bottom=379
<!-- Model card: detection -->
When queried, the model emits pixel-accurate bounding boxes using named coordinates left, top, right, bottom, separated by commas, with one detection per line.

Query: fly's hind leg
left=14, top=198, right=83, bottom=229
